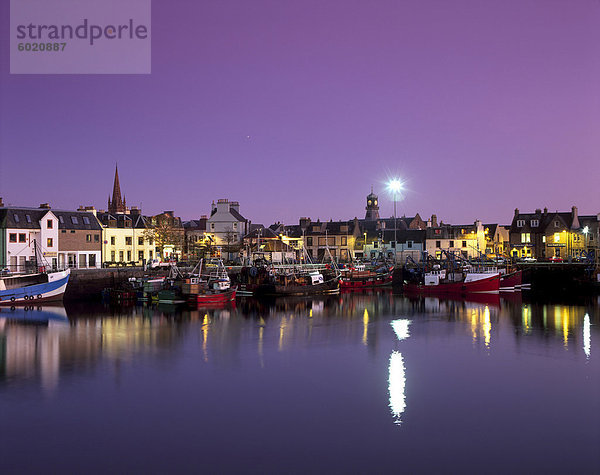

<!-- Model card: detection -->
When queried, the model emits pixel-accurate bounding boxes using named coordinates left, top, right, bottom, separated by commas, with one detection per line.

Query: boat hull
left=500, top=270, right=523, bottom=291
left=404, top=273, right=500, bottom=295
left=257, top=279, right=340, bottom=296
left=339, top=273, right=393, bottom=289
left=0, top=269, right=70, bottom=305
left=194, top=288, right=237, bottom=305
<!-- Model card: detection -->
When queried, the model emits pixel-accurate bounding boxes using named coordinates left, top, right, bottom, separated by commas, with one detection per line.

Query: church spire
left=108, top=164, right=126, bottom=213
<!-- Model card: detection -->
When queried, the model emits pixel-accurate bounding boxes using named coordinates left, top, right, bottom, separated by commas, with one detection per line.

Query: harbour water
left=0, top=292, right=599, bottom=473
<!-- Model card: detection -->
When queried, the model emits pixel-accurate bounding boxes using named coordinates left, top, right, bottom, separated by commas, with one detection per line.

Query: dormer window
left=531, top=219, right=539, bottom=227
left=516, top=220, right=525, bottom=227
left=71, top=216, right=78, bottom=224
left=554, top=221, right=560, bottom=228
left=83, top=216, right=90, bottom=225
left=59, top=216, right=64, bottom=224
left=14, top=214, right=20, bottom=223
left=25, top=215, right=31, bottom=223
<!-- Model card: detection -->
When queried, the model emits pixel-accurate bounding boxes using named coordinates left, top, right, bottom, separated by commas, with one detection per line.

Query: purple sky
left=1, top=0, right=599, bottom=226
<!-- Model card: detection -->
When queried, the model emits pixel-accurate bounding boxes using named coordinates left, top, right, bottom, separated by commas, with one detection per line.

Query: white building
left=206, top=199, right=248, bottom=246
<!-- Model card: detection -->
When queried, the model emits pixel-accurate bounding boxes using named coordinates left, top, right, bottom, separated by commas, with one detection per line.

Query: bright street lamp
left=387, top=179, right=403, bottom=265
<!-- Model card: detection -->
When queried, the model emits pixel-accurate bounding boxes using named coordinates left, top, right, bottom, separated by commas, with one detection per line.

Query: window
left=89, top=254, right=96, bottom=267
left=554, top=233, right=560, bottom=243
left=341, top=236, right=347, bottom=246
left=25, top=215, right=31, bottom=223
left=516, top=220, right=525, bottom=227
left=71, top=216, right=78, bottom=224
left=149, top=250, right=153, bottom=259
left=435, top=240, right=441, bottom=248
left=70, top=230, right=75, bottom=233
left=111, top=250, right=115, bottom=261
left=14, top=214, right=20, bottom=223
left=138, top=251, right=144, bottom=260
left=531, top=219, right=539, bottom=227
left=542, top=236, right=546, bottom=243
left=62, top=230, right=66, bottom=234
left=125, top=237, right=132, bottom=245
left=211, top=223, right=215, bottom=231
left=59, top=216, right=64, bottom=224
left=462, top=241, right=467, bottom=247
left=111, top=236, right=116, bottom=245
left=86, top=234, right=92, bottom=242
left=521, top=233, right=531, bottom=243
left=127, top=251, right=131, bottom=261
left=9, top=233, right=17, bottom=242
left=47, top=238, right=53, bottom=247
left=407, top=241, right=413, bottom=249
left=306, top=237, right=313, bottom=246
left=18, top=233, right=26, bottom=243
left=233, top=223, right=238, bottom=229
left=391, top=241, right=396, bottom=249
left=119, top=251, right=124, bottom=261
left=138, top=237, right=144, bottom=245
left=83, top=216, right=90, bottom=225
left=449, top=240, right=454, bottom=248
left=554, top=221, right=560, bottom=228
left=318, top=237, right=326, bottom=246
left=94, top=234, right=99, bottom=242
left=148, top=239, right=153, bottom=245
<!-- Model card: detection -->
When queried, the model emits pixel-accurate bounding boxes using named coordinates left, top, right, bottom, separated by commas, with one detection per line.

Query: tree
left=144, top=214, right=184, bottom=259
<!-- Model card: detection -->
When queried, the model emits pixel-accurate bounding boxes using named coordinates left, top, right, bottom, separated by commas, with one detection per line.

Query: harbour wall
left=65, top=268, right=147, bottom=301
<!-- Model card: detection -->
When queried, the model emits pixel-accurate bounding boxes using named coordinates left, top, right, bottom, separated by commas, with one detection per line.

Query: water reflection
left=389, top=319, right=411, bottom=424
left=0, top=293, right=597, bottom=391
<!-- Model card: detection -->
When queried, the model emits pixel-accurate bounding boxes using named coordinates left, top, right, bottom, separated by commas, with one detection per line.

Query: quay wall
left=65, top=268, right=147, bottom=301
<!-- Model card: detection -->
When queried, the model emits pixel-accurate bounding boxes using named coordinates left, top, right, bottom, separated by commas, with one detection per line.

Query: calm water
left=0, top=292, right=599, bottom=474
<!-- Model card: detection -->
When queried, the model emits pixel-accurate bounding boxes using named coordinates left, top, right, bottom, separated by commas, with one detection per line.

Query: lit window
left=86, top=234, right=92, bottom=242
left=47, top=238, right=53, bottom=247
left=554, top=233, right=560, bottom=243
left=521, top=233, right=531, bottom=243
left=542, top=236, right=546, bottom=243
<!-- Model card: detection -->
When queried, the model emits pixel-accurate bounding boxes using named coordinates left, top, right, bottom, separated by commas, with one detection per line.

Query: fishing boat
left=0, top=268, right=70, bottom=305
left=184, top=259, right=237, bottom=306
left=499, top=270, right=523, bottom=291
left=403, top=267, right=500, bottom=295
left=339, top=264, right=394, bottom=290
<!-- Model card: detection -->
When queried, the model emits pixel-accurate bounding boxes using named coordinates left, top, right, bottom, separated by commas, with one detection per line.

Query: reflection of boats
left=0, top=269, right=70, bottom=305
left=339, top=265, right=394, bottom=290
left=404, top=268, right=500, bottom=295
left=0, top=305, right=69, bottom=324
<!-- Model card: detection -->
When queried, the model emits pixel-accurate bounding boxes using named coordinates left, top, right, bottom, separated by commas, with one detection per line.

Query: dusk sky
left=1, top=0, right=599, bottom=226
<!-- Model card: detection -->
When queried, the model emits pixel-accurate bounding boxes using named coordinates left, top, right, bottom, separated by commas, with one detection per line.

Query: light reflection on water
left=0, top=292, right=598, bottom=472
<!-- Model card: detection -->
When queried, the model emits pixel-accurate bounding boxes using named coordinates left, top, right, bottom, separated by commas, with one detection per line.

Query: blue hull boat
left=0, top=269, right=70, bottom=305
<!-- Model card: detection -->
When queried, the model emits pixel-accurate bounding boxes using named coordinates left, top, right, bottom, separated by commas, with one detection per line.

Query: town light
left=387, top=179, right=403, bottom=195
left=583, top=226, right=589, bottom=235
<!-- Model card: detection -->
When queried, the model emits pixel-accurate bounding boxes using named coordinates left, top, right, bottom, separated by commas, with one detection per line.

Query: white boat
left=0, top=268, right=70, bottom=305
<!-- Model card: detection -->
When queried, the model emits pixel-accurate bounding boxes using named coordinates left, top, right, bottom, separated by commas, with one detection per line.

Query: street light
left=387, top=179, right=403, bottom=265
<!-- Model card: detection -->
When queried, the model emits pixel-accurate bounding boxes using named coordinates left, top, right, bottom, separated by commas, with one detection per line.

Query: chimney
left=571, top=206, right=580, bottom=229
left=0, top=197, right=3, bottom=207
left=39, top=203, right=50, bottom=209
left=299, top=217, right=311, bottom=229
left=431, top=214, right=438, bottom=227
left=535, top=209, right=541, bottom=214
left=130, top=206, right=141, bottom=216
left=544, top=207, right=548, bottom=215
left=514, top=208, right=519, bottom=216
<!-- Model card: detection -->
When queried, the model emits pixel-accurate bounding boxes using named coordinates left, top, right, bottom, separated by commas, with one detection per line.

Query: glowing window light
left=388, top=351, right=406, bottom=424
left=483, top=306, right=491, bottom=348
left=583, top=313, right=591, bottom=358
left=391, top=319, right=411, bottom=341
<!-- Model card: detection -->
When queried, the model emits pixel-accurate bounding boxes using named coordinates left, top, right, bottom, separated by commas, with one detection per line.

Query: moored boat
left=404, top=268, right=500, bottom=295
left=0, top=268, right=70, bottom=305
left=500, top=270, right=523, bottom=291
left=339, top=265, right=394, bottom=290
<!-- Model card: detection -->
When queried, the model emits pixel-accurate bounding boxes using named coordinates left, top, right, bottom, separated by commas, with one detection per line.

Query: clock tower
left=365, top=187, right=380, bottom=220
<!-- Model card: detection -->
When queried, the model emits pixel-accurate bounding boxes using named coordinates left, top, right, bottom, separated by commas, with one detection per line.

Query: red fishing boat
left=195, top=287, right=237, bottom=305
left=499, top=270, right=523, bottom=291
left=404, top=268, right=500, bottom=295
left=339, top=265, right=394, bottom=289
